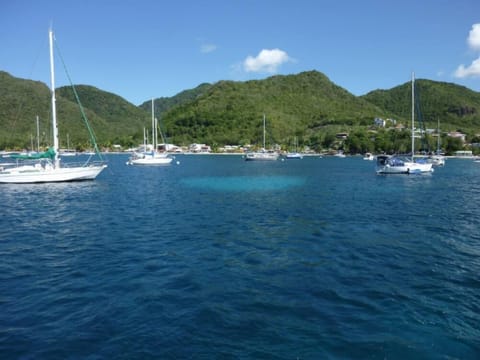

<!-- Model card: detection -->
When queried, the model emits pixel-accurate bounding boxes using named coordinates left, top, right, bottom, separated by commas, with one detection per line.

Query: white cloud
left=454, top=23, right=480, bottom=79
left=200, top=43, right=217, bottom=54
left=243, top=48, right=291, bottom=73
left=454, top=57, right=480, bottom=78
left=467, top=23, right=480, bottom=51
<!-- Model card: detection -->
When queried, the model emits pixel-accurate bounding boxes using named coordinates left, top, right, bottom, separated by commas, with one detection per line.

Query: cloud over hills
left=243, top=49, right=291, bottom=73
left=455, top=23, right=480, bottom=78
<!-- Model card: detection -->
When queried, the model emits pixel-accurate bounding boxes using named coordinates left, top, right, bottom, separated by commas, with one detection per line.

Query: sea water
left=1, top=155, right=479, bottom=358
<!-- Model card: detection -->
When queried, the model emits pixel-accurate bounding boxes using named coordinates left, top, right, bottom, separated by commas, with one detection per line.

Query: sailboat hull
left=285, top=152, right=303, bottom=159
left=127, top=158, right=172, bottom=166
left=427, top=155, right=445, bottom=166
left=245, top=115, right=279, bottom=161
left=126, top=152, right=173, bottom=166
left=376, top=156, right=433, bottom=174
left=1, top=29, right=107, bottom=184
left=245, top=152, right=279, bottom=161
left=0, top=164, right=107, bottom=183
left=375, top=74, right=434, bottom=176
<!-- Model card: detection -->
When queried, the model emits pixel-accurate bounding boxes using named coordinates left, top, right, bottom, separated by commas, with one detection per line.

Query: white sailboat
left=245, top=114, right=279, bottom=161
left=427, top=119, right=445, bottom=166
left=127, top=99, right=172, bottom=166
left=376, top=73, right=433, bottom=174
left=60, top=134, right=77, bottom=157
left=0, top=29, right=106, bottom=184
left=285, top=136, right=303, bottom=159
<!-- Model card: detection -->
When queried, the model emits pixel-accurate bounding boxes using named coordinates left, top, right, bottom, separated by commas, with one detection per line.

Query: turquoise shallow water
left=1, top=154, right=479, bottom=358
left=181, top=175, right=306, bottom=191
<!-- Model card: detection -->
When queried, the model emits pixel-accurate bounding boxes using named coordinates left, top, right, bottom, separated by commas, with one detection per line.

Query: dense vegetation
left=161, top=71, right=389, bottom=150
left=139, top=83, right=212, bottom=114
left=56, top=85, right=148, bottom=148
left=362, top=79, right=480, bottom=130
left=0, top=71, right=149, bottom=150
left=1, top=69, right=480, bottom=154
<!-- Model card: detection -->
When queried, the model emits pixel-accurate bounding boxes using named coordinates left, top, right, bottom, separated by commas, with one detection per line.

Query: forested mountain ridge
left=56, top=84, right=149, bottom=145
left=0, top=71, right=150, bottom=149
left=1, top=69, right=479, bottom=151
left=362, top=79, right=480, bottom=129
left=161, top=71, right=389, bottom=146
left=139, top=83, right=212, bottom=115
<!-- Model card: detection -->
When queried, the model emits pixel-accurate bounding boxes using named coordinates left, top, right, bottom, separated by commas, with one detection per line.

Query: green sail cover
left=10, top=147, right=56, bottom=160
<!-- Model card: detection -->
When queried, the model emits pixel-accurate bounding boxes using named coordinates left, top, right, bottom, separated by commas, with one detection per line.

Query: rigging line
left=156, top=117, right=168, bottom=146
left=5, top=36, right=49, bottom=149
left=52, top=36, right=104, bottom=161
left=414, top=81, right=429, bottom=152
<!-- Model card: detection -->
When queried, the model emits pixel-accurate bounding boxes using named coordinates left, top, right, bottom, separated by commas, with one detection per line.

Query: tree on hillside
left=444, top=136, right=464, bottom=154
left=345, top=131, right=374, bottom=154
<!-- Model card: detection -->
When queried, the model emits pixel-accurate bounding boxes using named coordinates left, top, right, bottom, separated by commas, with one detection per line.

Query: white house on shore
left=447, top=131, right=466, bottom=142
left=189, top=143, right=211, bottom=153
left=454, top=150, right=473, bottom=157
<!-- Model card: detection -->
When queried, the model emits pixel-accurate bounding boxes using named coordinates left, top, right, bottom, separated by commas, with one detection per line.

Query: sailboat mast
left=152, top=98, right=157, bottom=152
left=411, top=72, right=415, bottom=162
left=155, top=117, right=158, bottom=151
left=437, top=118, right=441, bottom=153
left=36, top=115, right=40, bottom=152
left=263, top=114, right=266, bottom=150
left=49, top=29, right=60, bottom=168
left=152, top=98, right=155, bottom=150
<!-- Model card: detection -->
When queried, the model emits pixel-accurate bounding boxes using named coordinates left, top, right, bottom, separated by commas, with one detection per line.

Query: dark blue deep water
left=1, top=155, right=480, bottom=359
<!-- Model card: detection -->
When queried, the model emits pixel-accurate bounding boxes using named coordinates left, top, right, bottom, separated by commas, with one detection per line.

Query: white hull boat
left=0, top=160, right=106, bottom=183
left=427, top=155, right=445, bottom=167
left=285, top=152, right=303, bottom=159
left=376, top=155, right=433, bottom=174
left=245, top=151, right=279, bottom=161
left=0, top=29, right=106, bottom=184
left=127, top=152, right=172, bottom=166
left=245, top=114, right=279, bottom=161
left=127, top=99, right=172, bottom=166
left=285, top=137, right=302, bottom=159
left=376, top=73, right=433, bottom=175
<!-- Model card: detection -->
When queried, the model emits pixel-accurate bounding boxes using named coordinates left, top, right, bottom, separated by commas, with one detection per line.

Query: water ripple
left=1, top=155, right=480, bottom=358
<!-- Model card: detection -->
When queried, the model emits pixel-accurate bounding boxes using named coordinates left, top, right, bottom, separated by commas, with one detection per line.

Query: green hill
left=0, top=71, right=150, bottom=150
left=2, top=69, right=480, bottom=152
left=362, top=79, right=480, bottom=131
left=139, top=83, right=212, bottom=116
left=0, top=71, right=52, bottom=149
left=161, top=71, right=388, bottom=146
left=56, top=85, right=149, bottom=146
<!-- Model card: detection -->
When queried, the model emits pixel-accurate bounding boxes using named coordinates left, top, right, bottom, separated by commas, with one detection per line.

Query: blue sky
left=1, top=0, right=479, bottom=105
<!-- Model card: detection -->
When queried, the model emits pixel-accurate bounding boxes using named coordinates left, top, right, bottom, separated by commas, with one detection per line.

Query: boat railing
left=0, top=158, right=46, bottom=168
left=61, top=160, right=107, bottom=168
